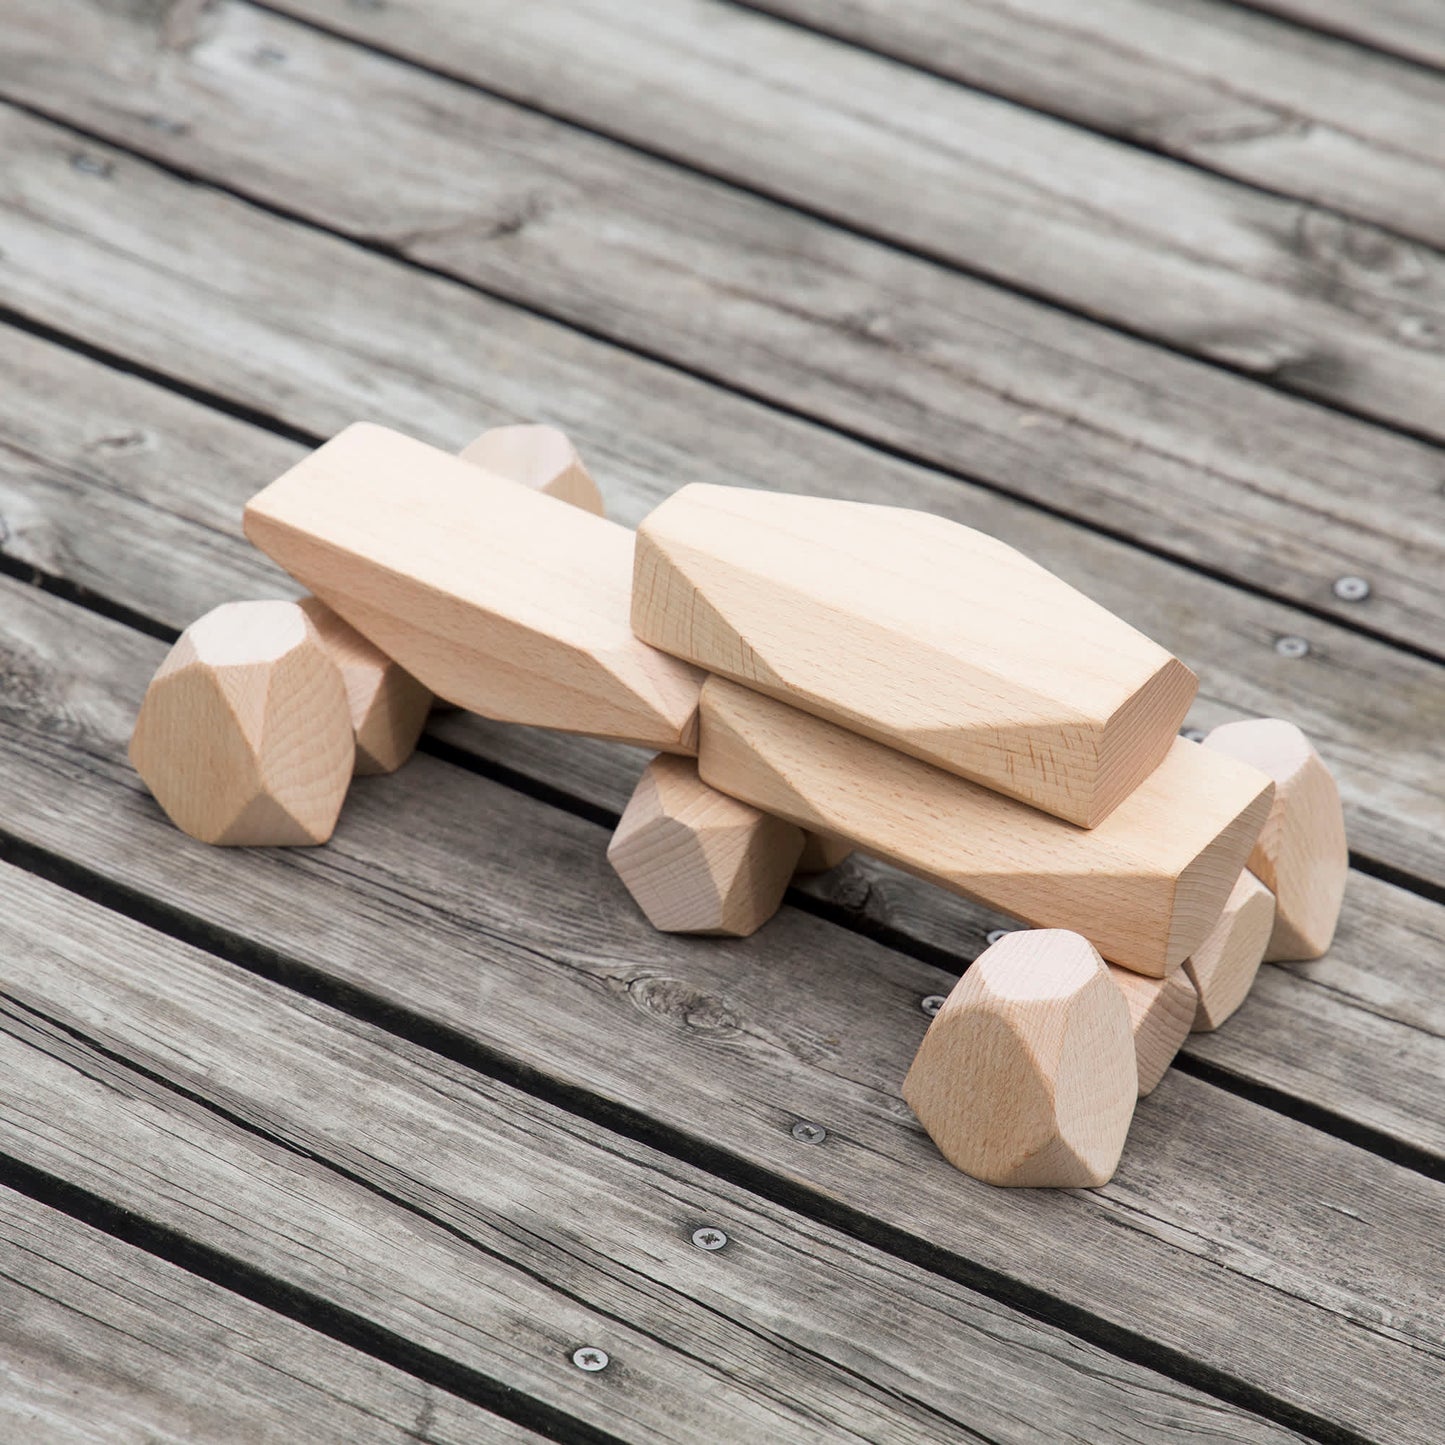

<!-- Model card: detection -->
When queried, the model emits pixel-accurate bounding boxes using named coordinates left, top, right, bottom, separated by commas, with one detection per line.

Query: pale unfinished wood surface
left=1247, top=0, right=1445, bottom=68
left=608, top=755, right=804, bottom=935
left=297, top=596, right=431, bottom=775
left=3, top=578, right=1443, bottom=1440
left=698, top=678, right=1273, bottom=974
left=460, top=422, right=604, bottom=515
left=4, top=21, right=1444, bottom=653
left=1185, top=870, right=1277, bottom=1032
left=129, top=600, right=354, bottom=845
left=904, top=931, right=1137, bottom=1186
left=1205, top=718, right=1350, bottom=961
left=795, top=832, right=853, bottom=874
left=245, top=424, right=703, bottom=751
left=636, top=484, right=1195, bottom=826
left=1107, top=966, right=1198, bottom=1097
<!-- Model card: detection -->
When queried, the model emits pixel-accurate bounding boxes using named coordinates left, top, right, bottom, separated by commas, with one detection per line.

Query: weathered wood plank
left=749, top=0, right=1445, bottom=248
left=1243, top=0, right=1445, bottom=69
left=0, top=1184, right=540, bottom=1445
left=3, top=10, right=1443, bottom=652
left=191, top=0, right=1445, bottom=443
left=1, top=579, right=1442, bottom=1441
left=0, top=176, right=1439, bottom=895
left=0, top=864, right=1314, bottom=1445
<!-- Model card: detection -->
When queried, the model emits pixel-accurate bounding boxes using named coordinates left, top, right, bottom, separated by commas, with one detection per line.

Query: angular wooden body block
left=795, top=832, right=853, bottom=874
left=904, top=931, right=1137, bottom=1187
left=634, top=485, right=1197, bottom=826
left=1107, top=965, right=1197, bottom=1096
left=244, top=425, right=703, bottom=752
left=129, top=601, right=354, bottom=846
left=697, top=679, right=1274, bottom=975
left=1184, top=870, right=1276, bottom=1032
left=297, top=597, right=432, bottom=775
left=459, top=423, right=604, bottom=515
left=1204, top=719, right=1348, bottom=961
left=607, top=755, right=804, bottom=936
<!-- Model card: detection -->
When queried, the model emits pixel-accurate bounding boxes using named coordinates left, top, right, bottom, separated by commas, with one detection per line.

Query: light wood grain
left=0, top=864, right=1315, bottom=1445
left=904, top=931, right=1137, bottom=1186
left=245, top=424, right=703, bottom=752
left=461, top=423, right=604, bottom=515
left=1, top=578, right=1442, bottom=1439
left=635, top=484, right=1195, bottom=825
left=698, top=678, right=1272, bottom=974
left=1107, top=966, right=1198, bottom=1097
left=1184, top=871, right=1276, bottom=1031
left=1244, top=0, right=1445, bottom=69
left=129, top=601, right=355, bottom=845
left=2, top=16, right=1443, bottom=652
left=0, top=1186, right=537, bottom=1445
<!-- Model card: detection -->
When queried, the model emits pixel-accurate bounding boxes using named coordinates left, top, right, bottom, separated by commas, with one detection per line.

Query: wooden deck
left=1, top=2, right=1442, bottom=1440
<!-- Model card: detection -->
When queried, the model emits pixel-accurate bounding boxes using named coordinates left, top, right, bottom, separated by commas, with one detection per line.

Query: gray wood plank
left=748, top=0, right=1445, bottom=248
left=172, top=0, right=1445, bottom=444
left=0, top=1185, right=540, bottom=1445
left=0, top=579, right=1441, bottom=1442
left=3, top=8, right=1443, bottom=654
left=0, top=864, right=1313, bottom=1445
left=0, top=122, right=1442, bottom=891
left=1243, top=0, right=1445, bottom=69
left=0, top=317, right=1438, bottom=1161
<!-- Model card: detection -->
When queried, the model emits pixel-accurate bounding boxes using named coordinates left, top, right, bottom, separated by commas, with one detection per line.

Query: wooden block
left=607, top=755, right=805, bottom=936
left=1184, top=871, right=1276, bottom=1032
left=1107, top=965, right=1197, bottom=1096
left=634, top=485, right=1197, bottom=826
left=244, top=424, right=703, bottom=752
left=459, top=422, right=604, bottom=515
left=1204, top=719, right=1348, bottom=961
left=903, top=930, right=1136, bottom=1187
left=698, top=678, right=1274, bottom=975
left=297, top=597, right=432, bottom=775
left=129, top=601, right=354, bottom=846
left=794, top=832, right=853, bottom=874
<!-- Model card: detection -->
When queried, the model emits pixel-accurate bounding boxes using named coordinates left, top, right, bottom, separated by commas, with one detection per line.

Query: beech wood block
left=698, top=679, right=1273, bottom=975
left=1204, top=719, right=1348, bottom=961
left=903, top=931, right=1136, bottom=1187
left=634, top=485, right=1197, bottom=826
left=129, top=601, right=354, bottom=846
left=459, top=423, right=604, bottom=515
left=1106, top=965, right=1197, bottom=1096
left=795, top=833, right=853, bottom=874
left=607, top=755, right=805, bottom=936
left=297, top=597, right=432, bottom=775
left=1184, top=871, right=1276, bottom=1032
left=244, top=424, right=703, bottom=751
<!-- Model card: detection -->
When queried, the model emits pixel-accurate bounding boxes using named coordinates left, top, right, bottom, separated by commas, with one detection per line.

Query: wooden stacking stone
left=460, top=423, right=604, bottom=515
left=129, top=601, right=354, bottom=846
left=1184, top=871, right=1276, bottom=1032
left=795, top=833, right=853, bottom=875
left=1204, top=719, right=1348, bottom=961
left=608, top=755, right=805, bottom=936
left=297, top=597, right=431, bottom=775
left=1107, top=965, right=1197, bottom=1096
left=634, top=485, right=1197, bottom=826
left=244, top=424, right=703, bottom=752
left=698, top=678, right=1274, bottom=975
left=904, top=931, right=1137, bottom=1187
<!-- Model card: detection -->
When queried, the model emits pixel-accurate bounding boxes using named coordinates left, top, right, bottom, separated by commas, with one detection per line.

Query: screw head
left=572, top=1347, right=609, bottom=1372
left=1181, top=727, right=1206, bottom=743
left=70, top=153, right=112, bottom=178
left=1274, top=635, right=1311, bottom=659
left=921, top=994, right=946, bottom=1017
left=1333, top=575, right=1370, bottom=602
left=791, top=1120, right=827, bottom=1145
left=691, top=1227, right=728, bottom=1251
left=985, top=928, right=1015, bottom=946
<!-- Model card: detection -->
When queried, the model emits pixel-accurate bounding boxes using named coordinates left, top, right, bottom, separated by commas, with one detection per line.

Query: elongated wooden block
left=1204, top=719, right=1348, bottom=961
left=904, top=931, right=1137, bottom=1187
left=698, top=679, right=1274, bottom=975
left=1107, top=964, right=1197, bottom=1096
left=244, top=424, right=703, bottom=752
left=634, top=485, right=1197, bottom=826
left=459, top=422, right=604, bottom=515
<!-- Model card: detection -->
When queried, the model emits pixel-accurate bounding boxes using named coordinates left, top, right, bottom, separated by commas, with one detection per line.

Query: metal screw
left=70, top=153, right=112, bottom=178
left=253, top=44, right=287, bottom=65
left=985, top=928, right=1014, bottom=946
left=572, top=1347, right=609, bottom=1372
left=1181, top=727, right=1206, bottom=743
left=921, top=994, right=946, bottom=1017
left=1333, top=576, right=1370, bottom=603
left=791, top=1120, right=826, bottom=1145
left=691, top=1227, right=728, bottom=1251
left=1274, top=635, right=1311, bottom=659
